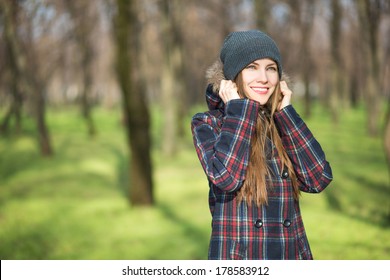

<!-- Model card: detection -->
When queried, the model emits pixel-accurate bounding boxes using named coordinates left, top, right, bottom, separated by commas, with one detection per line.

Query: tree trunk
left=385, top=104, right=390, bottom=224
left=289, top=0, right=315, bottom=118
left=349, top=72, right=359, bottom=108
left=385, top=106, right=390, bottom=174
left=254, top=0, right=269, bottom=31
left=64, top=1, right=97, bottom=137
left=0, top=88, right=23, bottom=135
left=328, top=0, right=343, bottom=124
left=35, top=84, right=52, bottom=156
left=160, top=0, right=185, bottom=157
left=0, top=42, right=24, bottom=135
left=357, top=0, right=382, bottom=136
left=114, top=0, right=154, bottom=206
left=0, top=0, right=53, bottom=156
left=81, top=69, right=96, bottom=137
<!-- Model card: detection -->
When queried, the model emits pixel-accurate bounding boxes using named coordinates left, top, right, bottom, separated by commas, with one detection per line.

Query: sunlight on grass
left=0, top=104, right=389, bottom=260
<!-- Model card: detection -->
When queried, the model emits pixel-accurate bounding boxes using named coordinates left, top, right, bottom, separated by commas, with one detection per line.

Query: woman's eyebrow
left=250, top=61, right=277, bottom=67
left=266, top=62, right=277, bottom=67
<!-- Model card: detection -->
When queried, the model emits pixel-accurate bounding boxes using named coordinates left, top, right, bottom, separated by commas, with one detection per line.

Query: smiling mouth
left=251, top=87, right=268, bottom=94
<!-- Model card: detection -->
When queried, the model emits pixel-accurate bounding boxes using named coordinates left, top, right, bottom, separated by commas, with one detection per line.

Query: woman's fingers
left=278, top=80, right=292, bottom=110
left=219, top=80, right=240, bottom=103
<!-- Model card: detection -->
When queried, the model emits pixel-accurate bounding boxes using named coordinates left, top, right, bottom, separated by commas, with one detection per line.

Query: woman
left=191, top=30, right=333, bottom=260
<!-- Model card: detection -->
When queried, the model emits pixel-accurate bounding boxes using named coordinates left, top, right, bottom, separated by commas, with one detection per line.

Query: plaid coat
left=191, top=84, right=333, bottom=260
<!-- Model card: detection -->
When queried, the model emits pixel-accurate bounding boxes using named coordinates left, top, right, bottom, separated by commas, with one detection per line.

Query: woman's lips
left=251, top=87, right=268, bottom=94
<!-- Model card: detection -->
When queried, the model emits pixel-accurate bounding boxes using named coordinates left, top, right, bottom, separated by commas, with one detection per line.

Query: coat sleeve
left=191, top=99, right=260, bottom=192
left=274, top=105, right=333, bottom=193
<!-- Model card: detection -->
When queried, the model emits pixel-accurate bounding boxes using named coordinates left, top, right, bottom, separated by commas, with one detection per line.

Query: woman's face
left=240, top=58, right=279, bottom=105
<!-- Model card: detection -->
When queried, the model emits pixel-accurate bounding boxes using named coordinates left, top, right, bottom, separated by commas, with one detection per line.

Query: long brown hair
left=234, top=74, right=300, bottom=207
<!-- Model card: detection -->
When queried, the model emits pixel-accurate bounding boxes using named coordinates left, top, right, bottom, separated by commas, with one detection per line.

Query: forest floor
left=0, top=103, right=389, bottom=259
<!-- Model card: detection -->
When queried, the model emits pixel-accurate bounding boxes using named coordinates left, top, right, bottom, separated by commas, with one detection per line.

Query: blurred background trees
left=0, top=0, right=389, bottom=205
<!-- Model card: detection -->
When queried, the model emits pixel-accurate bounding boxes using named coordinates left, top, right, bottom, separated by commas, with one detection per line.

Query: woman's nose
left=255, top=69, right=268, bottom=83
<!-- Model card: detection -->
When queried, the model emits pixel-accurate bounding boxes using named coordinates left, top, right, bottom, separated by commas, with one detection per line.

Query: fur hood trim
left=205, top=59, right=225, bottom=93
left=204, top=60, right=225, bottom=111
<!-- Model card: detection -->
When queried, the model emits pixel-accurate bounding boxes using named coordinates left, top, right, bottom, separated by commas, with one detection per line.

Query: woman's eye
left=267, top=66, right=277, bottom=72
left=246, top=65, right=256, bottom=69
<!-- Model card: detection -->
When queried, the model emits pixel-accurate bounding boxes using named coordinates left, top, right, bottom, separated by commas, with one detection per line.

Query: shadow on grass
left=0, top=143, right=38, bottom=183
left=343, top=170, right=390, bottom=196
left=346, top=170, right=390, bottom=227
left=325, top=170, right=390, bottom=228
left=157, top=201, right=209, bottom=259
left=323, top=184, right=343, bottom=212
left=113, top=147, right=129, bottom=198
left=0, top=220, right=56, bottom=259
left=113, top=148, right=209, bottom=259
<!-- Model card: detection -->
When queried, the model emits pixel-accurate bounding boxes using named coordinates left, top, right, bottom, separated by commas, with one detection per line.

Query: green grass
left=0, top=103, right=389, bottom=260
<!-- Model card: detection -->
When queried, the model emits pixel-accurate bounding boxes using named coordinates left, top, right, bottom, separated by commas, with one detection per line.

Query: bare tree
left=288, top=0, right=316, bottom=118
left=63, top=0, right=98, bottom=137
left=0, top=0, right=53, bottom=156
left=357, top=0, right=383, bottom=136
left=159, top=0, right=185, bottom=157
left=113, top=0, right=154, bottom=205
left=0, top=41, right=24, bottom=134
left=254, top=0, right=269, bottom=31
left=328, top=0, right=343, bottom=123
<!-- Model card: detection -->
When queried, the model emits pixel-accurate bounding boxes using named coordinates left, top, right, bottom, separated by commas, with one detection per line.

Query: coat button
left=281, top=168, right=289, bottom=179
left=254, top=219, right=263, bottom=228
left=283, top=219, right=291, bottom=227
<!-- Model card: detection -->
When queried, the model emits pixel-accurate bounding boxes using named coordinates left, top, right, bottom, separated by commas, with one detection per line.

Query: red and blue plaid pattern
left=191, top=86, right=333, bottom=260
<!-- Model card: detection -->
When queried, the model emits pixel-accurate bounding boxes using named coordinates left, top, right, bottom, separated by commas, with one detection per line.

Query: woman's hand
left=219, top=80, right=240, bottom=104
left=278, top=80, right=292, bottom=111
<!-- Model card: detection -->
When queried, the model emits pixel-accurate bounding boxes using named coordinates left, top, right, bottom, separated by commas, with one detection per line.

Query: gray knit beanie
left=220, top=30, right=282, bottom=80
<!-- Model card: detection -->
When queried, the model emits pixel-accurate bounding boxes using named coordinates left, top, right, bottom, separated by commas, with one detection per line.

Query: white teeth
left=252, top=87, right=267, bottom=93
